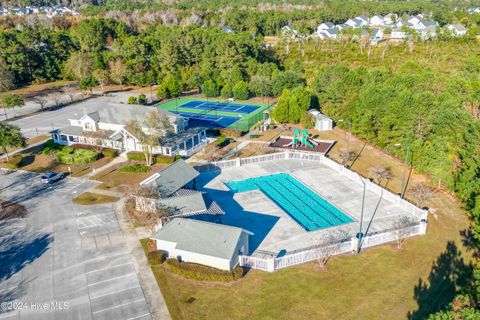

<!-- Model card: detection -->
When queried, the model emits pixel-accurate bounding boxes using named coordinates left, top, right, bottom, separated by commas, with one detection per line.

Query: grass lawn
left=152, top=127, right=473, bottom=320
left=94, top=161, right=167, bottom=191
left=0, top=144, right=113, bottom=177
left=73, top=192, right=119, bottom=205
left=0, top=135, right=50, bottom=156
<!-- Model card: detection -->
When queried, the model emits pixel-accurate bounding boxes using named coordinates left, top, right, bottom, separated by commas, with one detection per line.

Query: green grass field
left=156, top=97, right=271, bottom=131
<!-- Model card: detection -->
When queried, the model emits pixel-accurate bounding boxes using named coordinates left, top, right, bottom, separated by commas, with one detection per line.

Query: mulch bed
left=0, top=201, right=27, bottom=220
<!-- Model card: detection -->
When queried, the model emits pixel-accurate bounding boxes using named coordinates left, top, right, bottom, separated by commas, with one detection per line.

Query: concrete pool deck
left=198, top=159, right=420, bottom=256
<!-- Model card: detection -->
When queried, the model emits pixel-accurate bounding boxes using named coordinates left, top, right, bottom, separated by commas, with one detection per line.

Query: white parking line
left=92, top=298, right=145, bottom=314
left=87, top=273, right=136, bottom=287
left=90, top=285, right=141, bottom=301
left=126, top=313, right=151, bottom=320
left=85, top=262, right=132, bottom=275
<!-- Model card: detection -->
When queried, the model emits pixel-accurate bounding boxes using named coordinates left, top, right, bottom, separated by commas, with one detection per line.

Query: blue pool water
left=226, top=173, right=353, bottom=231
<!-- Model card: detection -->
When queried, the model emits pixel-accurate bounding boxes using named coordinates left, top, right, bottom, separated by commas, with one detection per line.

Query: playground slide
left=305, top=139, right=315, bottom=149
left=308, top=138, right=319, bottom=147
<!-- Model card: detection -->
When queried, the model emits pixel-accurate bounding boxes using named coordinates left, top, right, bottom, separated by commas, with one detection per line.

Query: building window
left=84, top=122, right=92, bottom=130
left=53, top=134, right=59, bottom=140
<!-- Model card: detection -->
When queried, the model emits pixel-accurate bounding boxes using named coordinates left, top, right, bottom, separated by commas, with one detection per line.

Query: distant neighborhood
left=0, top=6, right=78, bottom=18
left=282, top=12, right=469, bottom=43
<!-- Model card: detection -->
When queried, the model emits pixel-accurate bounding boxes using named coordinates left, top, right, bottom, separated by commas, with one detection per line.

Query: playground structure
left=269, top=129, right=336, bottom=155
left=283, top=129, right=319, bottom=149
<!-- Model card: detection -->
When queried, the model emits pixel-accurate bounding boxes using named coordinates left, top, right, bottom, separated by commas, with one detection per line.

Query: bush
left=301, top=112, right=316, bottom=129
left=101, top=148, right=118, bottom=158
left=154, top=154, right=175, bottom=164
left=216, top=136, right=229, bottom=147
left=4, top=154, right=23, bottom=169
left=146, top=239, right=157, bottom=253
left=56, top=148, right=99, bottom=164
left=128, top=96, right=138, bottom=104
left=118, top=164, right=150, bottom=173
left=232, top=81, right=249, bottom=100
left=147, top=251, right=166, bottom=265
left=126, top=151, right=145, bottom=161
left=165, top=259, right=245, bottom=282
left=138, top=93, right=147, bottom=105
left=41, top=140, right=63, bottom=155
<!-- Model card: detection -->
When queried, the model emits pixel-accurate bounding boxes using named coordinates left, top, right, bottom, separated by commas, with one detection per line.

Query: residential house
left=417, top=20, right=438, bottom=39
left=151, top=218, right=253, bottom=271
left=383, top=13, right=398, bottom=25
left=336, top=23, right=351, bottom=31
left=446, top=24, right=467, bottom=36
left=317, top=28, right=338, bottom=40
left=407, top=15, right=422, bottom=28
left=345, top=18, right=364, bottom=28
left=391, top=28, right=408, bottom=40
left=317, top=22, right=335, bottom=31
left=370, top=28, right=384, bottom=43
left=50, top=103, right=208, bottom=157
left=355, top=16, right=370, bottom=25
left=370, top=15, right=385, bottom=26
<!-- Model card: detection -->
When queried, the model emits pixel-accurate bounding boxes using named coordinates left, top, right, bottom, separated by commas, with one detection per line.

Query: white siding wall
left=98, top=122, right=124, bottom=131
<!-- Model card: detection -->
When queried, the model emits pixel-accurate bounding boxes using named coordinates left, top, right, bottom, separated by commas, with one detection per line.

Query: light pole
left=338, top=119, right=352, bottom=156
left=356, top=173, right=366, bottom=253
left=395, top=143, right=410, bottom=199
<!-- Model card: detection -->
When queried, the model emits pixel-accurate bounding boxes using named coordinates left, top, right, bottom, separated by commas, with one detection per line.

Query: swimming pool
left=226, top=173, right=353, bottom=231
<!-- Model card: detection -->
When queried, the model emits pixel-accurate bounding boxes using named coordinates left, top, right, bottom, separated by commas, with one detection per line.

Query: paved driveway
left=0, top=170, right=152, bottom=320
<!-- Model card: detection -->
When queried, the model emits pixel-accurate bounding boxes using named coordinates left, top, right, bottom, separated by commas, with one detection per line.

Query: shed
left=308, top=110, right=333, bottom=131
left=151, top=218, right=253, bottom=271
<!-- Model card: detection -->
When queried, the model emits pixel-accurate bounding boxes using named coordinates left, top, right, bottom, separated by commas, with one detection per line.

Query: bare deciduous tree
left=339, top=149, right=357, bottom=165
left=129, top=186, right=172, bottom=233
left=369, top=166, right=394, bottom=186
left=62, top=84, right=77, bottom=103
left=48, top=92, right=63, bottom=108
left=31, top=94, right=48, bottom=111
left=83, top=131, right=105, bottom=153
left=409, top=183, right=434, bottom=208
left=109, top=59, right=128, bottom=91
left=393, top=216, right=415, bottom=249
left=314, top=228, right=350, bottom=271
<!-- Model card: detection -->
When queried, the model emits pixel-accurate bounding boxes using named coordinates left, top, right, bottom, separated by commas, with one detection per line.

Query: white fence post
left=267, top=258, right=275, bottom=272
left=236, top=158, right=241, bottom=167
left=419, top=221, right=428, bottom=234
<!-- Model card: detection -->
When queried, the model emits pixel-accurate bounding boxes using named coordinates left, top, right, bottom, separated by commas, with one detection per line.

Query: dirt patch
left=0, top=201, right=27, bottom=220
left=73, top=192, right=119, bottom=205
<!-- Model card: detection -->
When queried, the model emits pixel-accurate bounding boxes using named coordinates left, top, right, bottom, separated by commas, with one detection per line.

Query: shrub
left=147, top=251, right=166, bottom=265
left=154, top=155, right=175, bottom=164
left=138, top=93, right=147, bottom=105
left=128, top=96, right=138, bottom=104
left=165, top=259, right=245, bottom=282
left=232, top=81, right=249, bottom=100
left=56, top=148, right=99, bottom=164
left=216, top=136, right=229, bottom=147
left=41, top=140, right=63, bottom=155
left=118, top=164, right=150, bottom=173
left=4, top=154, right=23, bottom=169
left=146, top=239, right=157, bottom=253
left=101, top=148, right=118, bottom=158
left=301, top=112, right=316, bottom=129
left=127, top=151, right=145, bottom=161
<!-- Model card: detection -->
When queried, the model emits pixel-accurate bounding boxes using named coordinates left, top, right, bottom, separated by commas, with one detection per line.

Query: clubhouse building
left=50, top=103, right=209, bottom=157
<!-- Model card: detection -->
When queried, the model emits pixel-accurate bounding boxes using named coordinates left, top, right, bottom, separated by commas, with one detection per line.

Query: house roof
left=319, top=22, right=335, bottom=29
left=450, top=24, right=467, bottom=32
left=151, top=218, right=252, bottom=260
left=50, top=126, right=84, bottom=136
left=96, top=103, right=181, bottom=126
left=158, top=191, right=224, bottom=216
left=140, top=159, right=199, bottom=197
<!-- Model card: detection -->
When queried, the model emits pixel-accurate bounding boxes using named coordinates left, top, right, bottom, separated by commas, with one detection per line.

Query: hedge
left=147, top=251, right=166, bottom=265
left=118, top=164, right=150, bottom=173
left=41, top=140, right=63, bottom=155
left=126, top=151, right=145, bottom=161
left=56, top=148, right=99, bottom=164
left=154, top=155, right=176, bottom=164
left=165, top=259, right=245, bottom=282
left=3, top=154, right=23, bottom=169
left=102, top=148, right=118, bottom=158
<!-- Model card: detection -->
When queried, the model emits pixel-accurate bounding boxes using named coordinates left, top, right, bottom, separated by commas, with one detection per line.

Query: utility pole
left=400, top=146, right=409, bottom=199
left=357, top=175, right=366, bottom=253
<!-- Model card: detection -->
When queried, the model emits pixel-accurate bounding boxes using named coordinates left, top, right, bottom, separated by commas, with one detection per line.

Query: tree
left=271, top=86, right=312, bottom=123
left=369, top=166, right=394, bottom=186
left=156, top=84, right=170, bottom=99
left=48, top=92, right=63, bottom=108
left=80, top=76, right=98, bottom=95
left=163, top=74, right=181, bottom=97
left=128, top=96, right=138, bottom=104
left=62, top=84, right=78, bottom=103
left=32, top=95, right=48, bottom=111
left=83, top=130, right=105, bottom=153
left=314, top=228, right=350, bottom=271
left=271, top=71, right=306, bottom=96
left=393, top=216, right=415, bottom=249
left=301, top=112, right=316, bottom=129
left=409, top=183, right=434, bottom=208
left=125, top=110, right=173, bottom=166
left=232, top=81, right=249, bottom=100
left=129, top=186, right=172, bottom=233
left=249, top=75, right=272, bottom=97
left=2, top=93, right=24, bottom=118
left=220, top=83, right=233, bottom=98
left=0, top=122, right=26, bottom=162
left=339, top=149, right=357, bottom=166
left=92, top=69, right=109, bottom=91
left=0, top=61, right=12, bottom=92
left=202, top=79, right=218, bottom=97
left=138, top=94, right=147, bottom=105
left=109, top=59, right=128, bottom=91
left=64, top=52, right=93, bottom=81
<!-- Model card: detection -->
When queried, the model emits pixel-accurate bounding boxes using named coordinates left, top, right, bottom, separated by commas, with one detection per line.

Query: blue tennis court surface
left=173, top=111, right=240, bottom=128
left=226, top=173, right=353, bottom=231
left=180, top=100, right=260, bottom=114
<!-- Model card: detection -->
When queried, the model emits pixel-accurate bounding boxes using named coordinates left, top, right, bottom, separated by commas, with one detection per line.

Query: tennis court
left=173, top=111, right=240, bottom=128
left=181, top=100, right=260, bottom=114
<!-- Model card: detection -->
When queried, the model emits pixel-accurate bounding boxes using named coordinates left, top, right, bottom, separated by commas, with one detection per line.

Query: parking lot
left=0, top=170, right=153, bottom=320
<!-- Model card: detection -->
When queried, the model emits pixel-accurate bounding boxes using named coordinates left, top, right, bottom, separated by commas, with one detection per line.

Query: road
left=0, top=170, right=154, bottom=320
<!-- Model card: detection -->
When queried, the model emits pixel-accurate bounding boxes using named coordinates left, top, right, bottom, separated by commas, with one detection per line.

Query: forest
left=0, top=1, right=480, bottom=316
